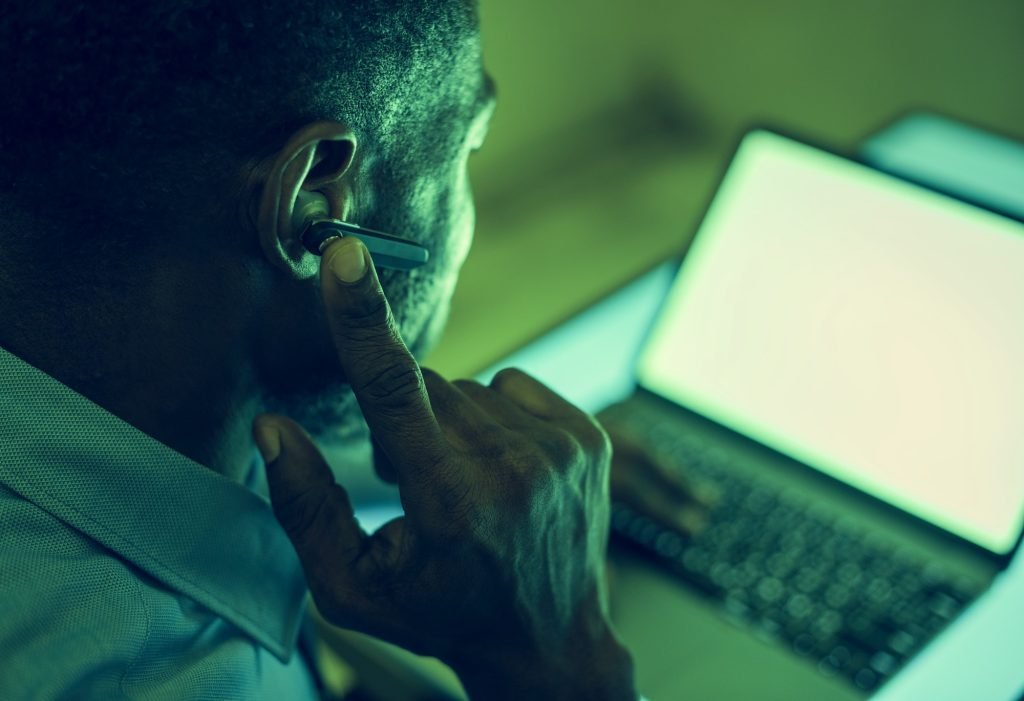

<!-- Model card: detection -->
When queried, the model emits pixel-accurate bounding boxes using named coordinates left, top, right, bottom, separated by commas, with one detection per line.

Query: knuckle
left=585, top=419, right=613, bottom=465
left=471, top=422, right=517, bottom=460
left=490, top=366, right=527, bottom=391
left=543, top=428, right=584, bottom=469
left=335, top=306, right=400, bottom=359
left=357, top=359, right=427, bottom=407
left=452, top=378, right=485, bottom=395
left=565, top=413, right=610, bottom=461
left=339, top=284, right=392, bottom=331
left=468, top=428, right=544, bottom=492
left=273, top=487, right=330, bottom=544
left=422, top=370, right=461, bottom=412
left=420, top=367, right=447, bottom=390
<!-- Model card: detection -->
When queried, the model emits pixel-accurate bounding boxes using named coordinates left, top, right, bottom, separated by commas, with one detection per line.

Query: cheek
left=431, top=173, right=475, bottom=316
left=369, top=155, right=477, bottom=349
left=402, top=175, right=476, bottom=357
left=447, top=168, right=477, bottom=273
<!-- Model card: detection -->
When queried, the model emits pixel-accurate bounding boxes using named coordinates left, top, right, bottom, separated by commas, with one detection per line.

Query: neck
left=0, top=272, right=260, bottom=482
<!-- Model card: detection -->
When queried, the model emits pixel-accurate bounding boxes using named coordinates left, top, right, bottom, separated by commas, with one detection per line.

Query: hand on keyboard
left=598, top=401, right=982, bottom=694
left=599, top=411, right=718, bottom=537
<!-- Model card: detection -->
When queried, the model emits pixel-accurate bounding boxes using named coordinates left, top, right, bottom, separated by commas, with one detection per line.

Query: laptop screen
left=636, top=130, right=1024, bottom=556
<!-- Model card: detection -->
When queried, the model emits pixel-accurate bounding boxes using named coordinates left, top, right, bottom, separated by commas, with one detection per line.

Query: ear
left=254, top=120, right=357, bottom=280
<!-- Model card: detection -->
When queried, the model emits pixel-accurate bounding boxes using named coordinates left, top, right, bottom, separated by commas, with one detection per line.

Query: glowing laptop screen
left=637, top=130, right=1024, bottom=555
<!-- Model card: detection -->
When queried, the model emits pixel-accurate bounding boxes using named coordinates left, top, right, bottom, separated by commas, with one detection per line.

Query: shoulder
left=0, top=483, right=150, bottom=699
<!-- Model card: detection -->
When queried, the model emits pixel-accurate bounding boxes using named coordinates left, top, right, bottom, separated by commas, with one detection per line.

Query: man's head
left=0, top=1, right=496, bottom=469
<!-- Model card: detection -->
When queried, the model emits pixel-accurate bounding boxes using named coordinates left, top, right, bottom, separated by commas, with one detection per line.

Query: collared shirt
left=0, top=343, right=323, bottom=700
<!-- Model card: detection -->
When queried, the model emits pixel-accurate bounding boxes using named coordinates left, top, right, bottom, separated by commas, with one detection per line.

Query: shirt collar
left=0, top=344, right=308, bottom=663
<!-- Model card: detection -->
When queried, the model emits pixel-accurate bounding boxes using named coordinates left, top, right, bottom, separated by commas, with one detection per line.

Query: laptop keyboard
left=606, top=408, right=982, bottom=694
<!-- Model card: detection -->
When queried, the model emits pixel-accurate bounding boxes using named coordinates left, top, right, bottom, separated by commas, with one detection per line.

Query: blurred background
left=425, top=0, right=1024, bottom=377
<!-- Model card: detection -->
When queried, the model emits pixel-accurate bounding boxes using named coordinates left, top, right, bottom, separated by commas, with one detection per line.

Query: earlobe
left=253, top=121, right=357, bottom=280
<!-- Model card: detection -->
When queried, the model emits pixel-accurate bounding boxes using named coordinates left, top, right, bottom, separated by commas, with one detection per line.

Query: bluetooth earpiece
left=292, top=190, right=429, bottom=271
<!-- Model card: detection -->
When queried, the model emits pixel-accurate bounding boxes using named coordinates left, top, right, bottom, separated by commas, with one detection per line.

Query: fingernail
left=254, top=420, right=281, bottom=464
left=327, top=237, right=368, bottom=283
left=677, top=508, right=706, bottom=534
left=693, top=482, right=721, bottom=505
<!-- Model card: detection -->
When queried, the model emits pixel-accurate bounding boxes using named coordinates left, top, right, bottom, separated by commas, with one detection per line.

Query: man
left=0, top=2, right=704, bottom=698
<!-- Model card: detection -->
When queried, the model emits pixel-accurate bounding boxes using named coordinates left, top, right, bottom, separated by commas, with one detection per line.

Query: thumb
left=253, top=414, right=366, bottom=577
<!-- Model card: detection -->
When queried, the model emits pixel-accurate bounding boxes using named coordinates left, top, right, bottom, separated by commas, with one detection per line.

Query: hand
left=600, top=413, right=717, bottom=536
left=252, top=237, right=635, bottom=701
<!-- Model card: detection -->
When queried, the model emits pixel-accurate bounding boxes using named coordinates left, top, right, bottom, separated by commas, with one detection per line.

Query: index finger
left=319, top=236, right=445, bottom=469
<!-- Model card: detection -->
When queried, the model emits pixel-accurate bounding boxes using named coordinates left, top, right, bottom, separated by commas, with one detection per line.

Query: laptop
left=474, top=127, right=1024, bottom=699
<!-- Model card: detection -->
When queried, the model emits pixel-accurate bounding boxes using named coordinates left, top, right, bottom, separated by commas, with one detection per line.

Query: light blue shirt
left=0, top=343, right=323, bottom=700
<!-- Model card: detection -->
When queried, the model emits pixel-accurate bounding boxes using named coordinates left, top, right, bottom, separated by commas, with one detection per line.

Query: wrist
left=448, top=623, right=636, bottom=701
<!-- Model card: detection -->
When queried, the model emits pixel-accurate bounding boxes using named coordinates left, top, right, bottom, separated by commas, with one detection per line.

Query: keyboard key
left=785, top=593, right=814, bottom=621
left=927, top=591, right=961, bottom=619
left=753, top=616, right=783, bottom=643
left=853, top=668, right=880, bottom=691
left=731, top=562, right=761, bottom=589
left=888, top=601, right=919, bottom=627
left=653, top=531, right=685, bottom=559
left=726, top=586, right=754, bottom=606
left=887, top=629, right=917, bottom=656
left=812, top=609, right=843, bottom=638
left=836, top=562, right=864, bottom=587
left=756, top=577, right=785, bottom=604
left=817, top=645, right=853, bottom=677
left=674, top=549, right=723, bottom=598
left=837, top=631, right=877, bottom=662
left=709, top=562, right=737, bottom=588
left=723, top=594, right=751, bottom=619
left=866, top=577, right=893, bottom=603
left=825, top=584, right=852, bottom=610
left=794, top=566, right=827, bottom=594
left=767, top=552, right=799, bottom=579
left=869, top=650, right=898, bottom=676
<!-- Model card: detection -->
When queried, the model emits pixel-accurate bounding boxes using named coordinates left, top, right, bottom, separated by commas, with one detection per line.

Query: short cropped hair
left=0, top=1, right=474, bottom=261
